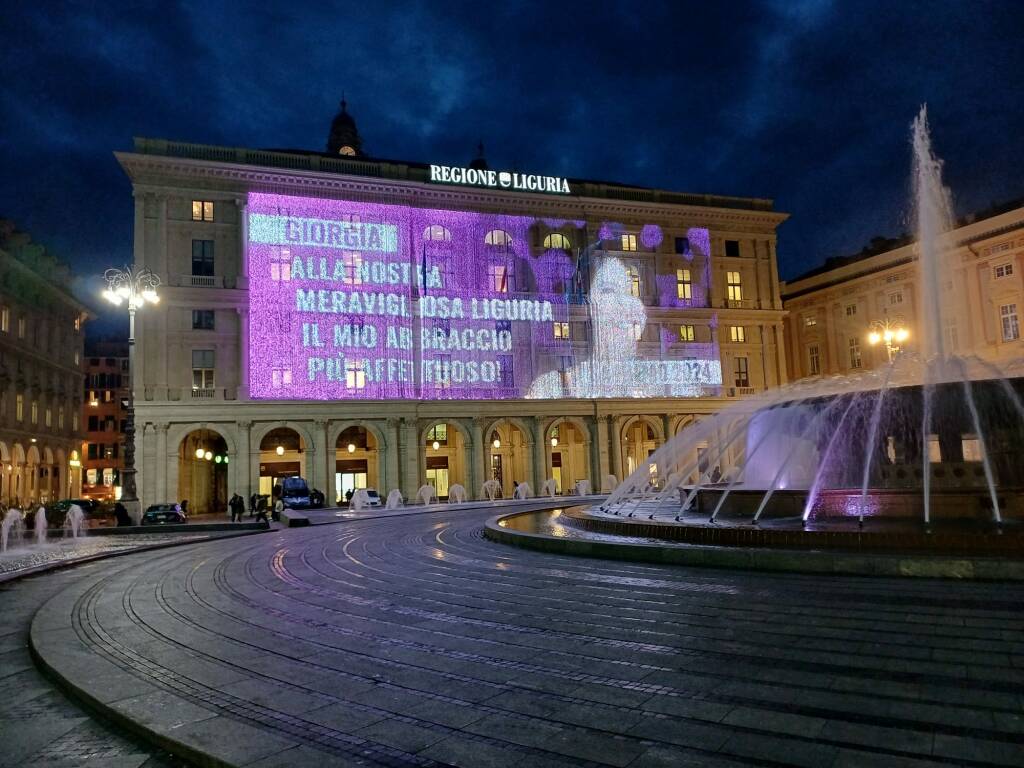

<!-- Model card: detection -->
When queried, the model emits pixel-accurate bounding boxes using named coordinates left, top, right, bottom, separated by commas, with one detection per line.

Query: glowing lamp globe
left=214, top=455, right=222, bottom=464
left=432, top=440, right=440, bottom=451
left=204, top=451, right=213, bottom=461
left=550, top=437, right=558, bottom=447
left=868, top=331, right=881, bottom=345
left=275, top=445, right=285, bottom=456
left=347, top=443, right=356, bottom=453
left=195, top=448, right=204, bottom=459
left=493, top=438, right=501, bottom=449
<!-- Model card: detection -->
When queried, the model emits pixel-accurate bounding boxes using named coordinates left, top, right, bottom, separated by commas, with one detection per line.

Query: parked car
left=363, top=489, right=382, bottom=507
left=142, top=503, right=187, bottom=525
left=45, top=498, right=107, bottom=524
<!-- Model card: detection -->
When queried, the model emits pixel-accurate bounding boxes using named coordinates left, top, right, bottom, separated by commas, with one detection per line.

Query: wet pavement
left=17, top=504, right=1024, bottom=766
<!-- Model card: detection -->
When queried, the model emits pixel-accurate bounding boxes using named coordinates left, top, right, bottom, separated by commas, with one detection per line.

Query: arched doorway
left=621, top=417, right=663, bottom=478
left=545, top=418, right=589, bottom=494
left=41, top=446, right=55, bottom=504
left=66, top=449, right=80, bottom=499
left=178, top=428, right=229, bottom=515
left=0, top=441, right=10, bottom=504
left=258, top=427, right=307, bottom=496
left=26, top=444, right=40, bottom=505
left=421, top=422, right=469, bottom=500
left=484, top=419, right=530, bottom=498
left=334, top=425, right=380, bottom=504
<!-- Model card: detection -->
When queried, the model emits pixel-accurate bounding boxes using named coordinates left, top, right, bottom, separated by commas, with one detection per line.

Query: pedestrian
left=254, top=495, right=269, bottom=524
left=114, top=501, right=131, bottom=527
left=273, top=496, right=284, bottom=522
left=179, top=499, right=190, bottom=517
left=229, top=493, right=244, bottom=522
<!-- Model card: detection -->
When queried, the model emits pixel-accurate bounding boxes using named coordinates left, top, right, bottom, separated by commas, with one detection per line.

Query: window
left=345, top=359, right=366, bottom=389
left=553, top=322, right=570, bottom=340
left=18, top=316, right=26, bottom=339
left=30, top=400, right=38, bottom=425
left=0, top=307, right=7, bottom=332
left=498, top=354, right=514, bottom=387
left=726, top=271, right=742, bottom=302
left=104, top=390, right=113, bottom=403
left=489, top=264, right=509, bottom=293
left=962, top=435, right=982, bottom=462
left=423, top=225, right=451, bottom=242
left=889, top=291, right=903, bottom=306
left=848, top=338, right=862, bottom=369
left=927, top=434, right=941, bottom=463
left=632, top=323, right=643, bottom=341
left=427, top=424, right=447, bottom=444
left=676, top=269, right=692, bottom=301
left=729, top=326, right=745, bottom=343
left=45, top=407, right=52, bottom=428
left=725, top=240, right=740, bottom=258
left=192, top=310, right=215, bottom=330
left=620, top=233, right=638, bottom=252
left=341, top=252, right=362, bottom=285
left=995, top=263, right=1014, bottom=279
left=808, top=345, right=821, bottom=375
left=270, top=248, right=291, bottom=282
left=674, top=237, right=690, bottom=255
left=804, top=315, right=817, bottom=327
left=191, top=240, right=215, bottom=276
left=627, top=265, right=641, bottom=297
left=484, top=229, right=513, bottom=251
left=191, top=349, right=215, bottom=390
left=734, top=356, right=749, bottom=387
left=73, top=412, right=79, bottom=431
left=679, top=324, right=695, bottom=342
left=271, top=367, right=292, bottom=388
left=58, top=408, right=64, bottom=430
left=16, top=393, right=23, bottom=421
left=543, top=233, right=571, bottom=250
left=943, top=315, right=959, bottom=352
left=88, top=415, right=98, bottom=431
left=845, top=304, right=857, bottom=317
left=74, top=315, right=81, bottom=331
left=192, top=200, right=214, bottom=222
left=1000, top=303, right=1020, bottom=341
left=87, top=444, right=98, bottom=460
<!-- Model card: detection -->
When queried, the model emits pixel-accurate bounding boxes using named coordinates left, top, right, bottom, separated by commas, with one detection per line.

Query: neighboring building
left=0, top=221, right=89, bottom=506
left=116, top=103, right=789, bottom=514
left=80, top=340, right=129, bottom=502
left=782, top=200, right=1024, bottom=379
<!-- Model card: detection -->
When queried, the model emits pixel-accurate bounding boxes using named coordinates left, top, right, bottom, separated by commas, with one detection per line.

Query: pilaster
left=386, top=418, right=401, bottom=495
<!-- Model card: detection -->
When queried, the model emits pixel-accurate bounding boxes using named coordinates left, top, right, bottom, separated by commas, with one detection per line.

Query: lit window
left=58, top=409, right=64, bottom=430
left=845, top=304, right=857, bottom=316
left=725, top=240, right=740, bottom=258
left=553, top=321, right=570, bottom=340
left=16, top=394, right=23, bottom=421
left=489, top=264, right=509, bottom=293
left=848, top=337, right=862, bottom=368
left=804, top=315, right=817, bottom=327
left=927, top=434, right=941, bottom=463
left=191, top=349, right=215, bottom=389
left=427, top=424, right=447, bottom=444
left=73, top=412, right=79, bottom=431
left=0, top=307, right=8, bottom=333
left=45, top=407, right=52, bottom=427
left=734, top=356, right=749, bottom=387
left=808, top=344, right=821, bottom=375
left=30, top=400, right=38, bottom=425
left=889, top=291, right=903, bottom=305
left=484, top=229, right=513, bottom=250
left=729, top=326, right=745, bottom=343
left=192, top=200, right=214, bottom=222
left=543, top=233, right=571, bottom=250
left=994, top=263, right=1014, bottom=279
left=620, top=233, right=638, bottom=252
left=342, top=252, right=362, bottom=285
left=726, top=271, right=742, bottom=302
left=676, top=269, right=692, bottom=301
left=18, top=316, right=26, bottom=339
left=627, top=265, right=641, bottom=297
left=271, top=367, right=293, bottom=388
left=74, top=315, right=81, bottom=331
left=1000, top=303, right=1020, bottom=341
left=346, top=360, right=366, bottom=389
left=423, top=225, right=451, bottom=242
left=270, top=248, right=291, bottom=281
left=632, top=323, right=643, bottom=341
left=679, top=324, right=695, bottom=342
left=962, top=434, right=982, bottom=462
left=103, top=468, right=115, bottom=487
left=192, top=310, right=215, bottom=330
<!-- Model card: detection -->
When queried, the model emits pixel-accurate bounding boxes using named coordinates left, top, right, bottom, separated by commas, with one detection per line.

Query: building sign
left=246, top=192, right=720, bottom=401
left=429, top=165, right=571, bottom=195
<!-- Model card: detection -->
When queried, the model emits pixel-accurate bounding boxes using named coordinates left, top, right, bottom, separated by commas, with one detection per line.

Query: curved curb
left=484, top=512, right=1024, bottom=580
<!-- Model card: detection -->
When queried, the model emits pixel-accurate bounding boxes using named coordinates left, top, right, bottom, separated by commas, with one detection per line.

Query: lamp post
left=103, top=266, right=161, bottom=523
left=867, top=319, right=909, bottom=363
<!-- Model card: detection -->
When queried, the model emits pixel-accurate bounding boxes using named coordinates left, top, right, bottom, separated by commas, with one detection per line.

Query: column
left=155, top=422, right=168, bottom=503
left=386, top=418, right=401, bottom=494
left=318, top=419, right=332, bottom=500
left=236, top=421, right=252, bottom=497
left=236, top=197, right=249, bottom=290
left=610, top=416, right=623, bottom=486
left=313, top=419, right=329, bottom=495
left=237, top=308, right=250, bottom=400
left=531, top=417, right=545, bottom=493
left=402, top=418, right=420, bottom=499
left=471, top=418, right=485, bottom=499
left=595, top=416, right=610, bottom=490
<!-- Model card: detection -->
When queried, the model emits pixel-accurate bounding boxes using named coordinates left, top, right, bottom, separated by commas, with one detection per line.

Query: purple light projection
left=247, top=193, right=719, bottom=401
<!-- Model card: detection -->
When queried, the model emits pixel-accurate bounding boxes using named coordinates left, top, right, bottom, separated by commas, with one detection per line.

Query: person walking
left=229, top=493, right=244, bottom=522
left=248, top=492, right=257, bottom=518
left=273, top=496, right=284, bottom=522
left=254, top=495, right=269, bottom=524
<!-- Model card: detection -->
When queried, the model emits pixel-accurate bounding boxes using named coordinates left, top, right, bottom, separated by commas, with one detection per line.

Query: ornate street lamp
left=867, top=319, right=909, bottom=362
left=103, top=265, right=161, bottom=523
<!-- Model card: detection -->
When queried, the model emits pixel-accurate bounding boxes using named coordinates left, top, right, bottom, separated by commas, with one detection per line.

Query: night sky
left=2, top=1, right=1023, bottom=333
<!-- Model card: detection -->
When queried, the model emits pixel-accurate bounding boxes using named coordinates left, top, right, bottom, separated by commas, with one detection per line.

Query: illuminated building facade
left=0, top=221, right=88, bottom=506
left=80, top=340, right=129, bottom=502
left=782, top=200, right=1024, bottom=379
left=117, top=110, right=789, bottom=513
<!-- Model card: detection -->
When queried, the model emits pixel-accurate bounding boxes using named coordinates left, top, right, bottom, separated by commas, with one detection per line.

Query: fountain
left=350, top=489, right=370, bottom=512
left=513, top=482, right=531, bottom=500
left=34, top=505, right=47, bottom=546
left=575, top=479, right=591, bottom=496
left=385, top=489, right=404, bottom=509
left=64, top=504, right=85, bottom=538
left=588, top=107, right=1024, bottom=549
left=2, top=508, right=24, bottom=553
left=416, top=484, right=437, bottom=506
left=540, top=478, right=558, bottom=498
left=448, top=484, right=467, bottom=503
left=480, top=479, right=501, bottom=501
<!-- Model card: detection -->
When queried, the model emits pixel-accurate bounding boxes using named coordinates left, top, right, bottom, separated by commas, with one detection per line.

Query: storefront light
left=204, top=450, right=213, bottom=461
left=275, top=445, right=285, bottom=456
left=195, top=447, right=205, bottom=459
left=347, top=443, right=356, bottom=453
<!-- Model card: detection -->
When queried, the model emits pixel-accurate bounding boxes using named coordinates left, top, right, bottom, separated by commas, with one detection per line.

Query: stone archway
left=481, top=418, right=533, bottom=498
left=175, top=427, right=231, bottom=516
left=332, top=422, right=385, bottom=505
left=619, top=416, right=664, bottom=480
left=0, top=441, right=10, bottom=504
left=420, top=420, right=471, bottom=500
left=11, top=442, right=26, bottom=507
left=543, top=416, right=591, bottom=494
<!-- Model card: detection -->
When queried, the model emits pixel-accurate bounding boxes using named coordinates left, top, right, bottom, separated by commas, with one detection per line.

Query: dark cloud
left=1, top=0, right=1022, bottom=332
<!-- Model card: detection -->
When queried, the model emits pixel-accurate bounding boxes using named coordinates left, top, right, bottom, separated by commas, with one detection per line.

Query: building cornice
left=115, top=152, right=790, bottom=233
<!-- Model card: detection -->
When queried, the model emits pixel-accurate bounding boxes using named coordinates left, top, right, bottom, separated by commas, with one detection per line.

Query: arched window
left=423, top=225, right=451, bottom=242
left=484, top=229, right=513, bottom=250
left=543, top=233, right=572, bottom=250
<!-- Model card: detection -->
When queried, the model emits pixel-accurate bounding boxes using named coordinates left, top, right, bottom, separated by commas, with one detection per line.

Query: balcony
left=191, top=387, right=217, bottom=399
left=189, top=275, right=218, bottom=288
